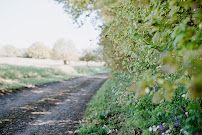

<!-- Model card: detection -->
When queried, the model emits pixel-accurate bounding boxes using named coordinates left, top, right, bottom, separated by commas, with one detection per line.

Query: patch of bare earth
left=0, top=73, right=109, bottom=135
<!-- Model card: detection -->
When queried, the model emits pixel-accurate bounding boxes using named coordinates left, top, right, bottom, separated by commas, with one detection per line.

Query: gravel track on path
left=0, top=73, right=109, bottom=135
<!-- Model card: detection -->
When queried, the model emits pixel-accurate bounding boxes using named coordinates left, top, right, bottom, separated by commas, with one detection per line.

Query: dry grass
left=0, top=57, right=105, bottom=75
left=0, top=57, right=104, bottom=67
left=0, top=57, right=108, bottom=94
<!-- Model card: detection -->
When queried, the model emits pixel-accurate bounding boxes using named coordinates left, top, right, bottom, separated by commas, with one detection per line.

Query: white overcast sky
left=0, top=0, right=101, bottom=51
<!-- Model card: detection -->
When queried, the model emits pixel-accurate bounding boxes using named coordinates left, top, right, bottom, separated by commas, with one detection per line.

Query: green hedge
left=56, top=0, right=202, bottom=134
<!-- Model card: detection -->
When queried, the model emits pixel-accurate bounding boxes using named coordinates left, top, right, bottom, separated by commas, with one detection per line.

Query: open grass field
left=0, top=57, right=105, bottom=67
left=0, top=57, right=108, bottom=95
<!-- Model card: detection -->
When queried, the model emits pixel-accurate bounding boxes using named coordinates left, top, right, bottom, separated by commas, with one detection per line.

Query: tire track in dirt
left=0, top=73, right=109, bottom=135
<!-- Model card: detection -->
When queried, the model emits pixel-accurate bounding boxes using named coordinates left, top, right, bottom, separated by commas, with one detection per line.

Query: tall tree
left=27, top=42, right=51, bottom=59
left=80, top=49, right=96, bottom=66
left=0, top=45, right=21, bottom=57
left=52, top=38, right=78, bottom=65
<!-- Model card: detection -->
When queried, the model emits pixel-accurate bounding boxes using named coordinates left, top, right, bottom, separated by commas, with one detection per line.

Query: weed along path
left=0, top=73, right=109, bottom=135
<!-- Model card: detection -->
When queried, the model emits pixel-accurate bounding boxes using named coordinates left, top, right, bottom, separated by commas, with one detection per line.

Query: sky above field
left=0, top=0, right=101, bottom=51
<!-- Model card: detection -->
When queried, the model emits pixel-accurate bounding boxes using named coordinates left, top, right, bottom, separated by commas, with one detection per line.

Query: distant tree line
left=80, top=48, right=103, bottom=66
left=0, top=38, right=103, bottom=65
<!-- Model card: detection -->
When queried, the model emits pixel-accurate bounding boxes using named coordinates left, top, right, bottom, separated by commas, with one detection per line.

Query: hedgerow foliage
left=57, top=0, right=201, bottom=100
left=78, top=73, right=201, bottom=134
left=56, top=0, right=201, bottom=134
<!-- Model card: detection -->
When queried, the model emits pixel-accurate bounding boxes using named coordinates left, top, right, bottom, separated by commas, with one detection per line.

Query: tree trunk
left=64, top=60, right=67, bottom=65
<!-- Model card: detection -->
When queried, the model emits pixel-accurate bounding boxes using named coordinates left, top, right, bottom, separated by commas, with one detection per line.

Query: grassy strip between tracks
left=0, top=64, right=108, bottom=95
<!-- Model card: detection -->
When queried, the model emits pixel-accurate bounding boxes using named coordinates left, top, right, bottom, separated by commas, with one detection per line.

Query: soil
left=0, top=73, right=109, bottom=135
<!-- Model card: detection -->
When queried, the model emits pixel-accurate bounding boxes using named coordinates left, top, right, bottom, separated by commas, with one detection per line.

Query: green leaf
left=152, top=91, right=163, bottom=104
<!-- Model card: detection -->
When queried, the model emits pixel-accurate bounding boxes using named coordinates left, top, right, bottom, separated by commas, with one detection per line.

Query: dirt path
left=0, top=73, right=109, bottom=135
